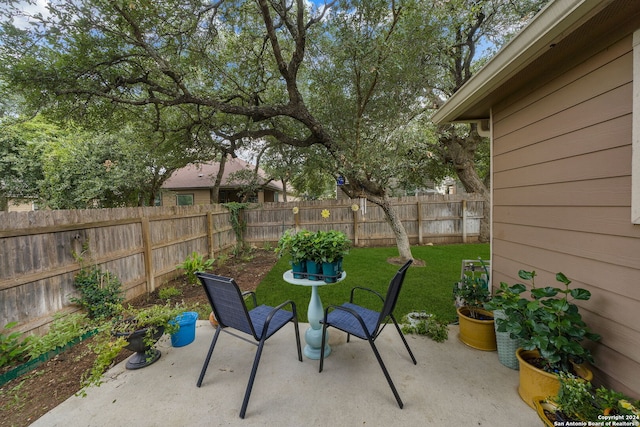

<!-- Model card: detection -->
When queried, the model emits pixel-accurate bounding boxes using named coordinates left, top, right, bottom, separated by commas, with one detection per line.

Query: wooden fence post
left=462, top=199, right=467, bottom=243
left=352, top=208, right=359, bottom=246
left=417, top=201, right=423, bottom=245
left=207, top=211, right=214, bottom=260
left=140, top=217, right=155, bottom=293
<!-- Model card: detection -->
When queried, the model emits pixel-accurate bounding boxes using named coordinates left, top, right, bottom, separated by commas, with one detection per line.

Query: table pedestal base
left=303, top=326, right=330, bottom=360
left=282, top=270, right=346, bottom=360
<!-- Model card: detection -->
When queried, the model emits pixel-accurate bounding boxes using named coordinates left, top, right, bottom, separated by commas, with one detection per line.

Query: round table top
left=282, top=270, right=346, bottom=286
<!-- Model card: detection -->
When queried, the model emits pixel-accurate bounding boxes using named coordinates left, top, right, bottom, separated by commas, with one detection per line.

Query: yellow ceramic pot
left=533, top=397, right=557, bottom=427
left=516, top=349, right=593, bottom=409
left=456, top=307, right=497, bottom=351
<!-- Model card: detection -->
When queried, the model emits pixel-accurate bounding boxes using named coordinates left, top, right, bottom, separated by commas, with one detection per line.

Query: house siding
left=161, top=189, right=211, bottom=207
left=492, top=34, right=640, bottom=397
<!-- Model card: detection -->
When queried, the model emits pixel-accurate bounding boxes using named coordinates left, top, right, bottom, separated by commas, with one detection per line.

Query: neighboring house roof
left=432, top=0, right=618, bottom=124
left=162, top=156, right=284, bottom=192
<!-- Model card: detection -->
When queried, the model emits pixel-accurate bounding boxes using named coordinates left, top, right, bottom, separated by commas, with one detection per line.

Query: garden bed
left=0, top=249, right=277, bottom=427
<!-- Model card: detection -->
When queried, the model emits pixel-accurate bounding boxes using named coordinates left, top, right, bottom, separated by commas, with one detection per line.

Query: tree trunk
left=378, top=196, right=414, bottom=261
left=438, top=124, right=491, bottom=242
left=210, top=153, right=227, bottom=204
left=341, top=183, right=414, bottom=261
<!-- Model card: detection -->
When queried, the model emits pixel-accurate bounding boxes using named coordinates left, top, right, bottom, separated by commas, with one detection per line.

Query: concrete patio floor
left=32, top=321, right=541, bottom=427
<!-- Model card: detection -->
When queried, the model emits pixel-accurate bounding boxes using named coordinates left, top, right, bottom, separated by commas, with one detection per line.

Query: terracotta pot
left=456, top=307, right=496, bottom=351
left=209, top=311, right=218, bottom=328
left=516, top=348, right=593, bottom=409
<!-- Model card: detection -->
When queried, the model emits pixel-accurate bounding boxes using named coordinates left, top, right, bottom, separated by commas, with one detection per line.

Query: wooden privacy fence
left=0, top=205, right=235, bottom=336
left=244, top=194, right=484, bottom=247
left=0, top=194, right=483, bottom=336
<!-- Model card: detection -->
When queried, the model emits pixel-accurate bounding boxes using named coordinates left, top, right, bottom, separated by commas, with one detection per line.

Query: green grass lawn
left=255, top=243, right=489, bottom=324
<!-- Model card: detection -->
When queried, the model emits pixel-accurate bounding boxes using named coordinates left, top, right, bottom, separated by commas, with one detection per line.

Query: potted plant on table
left=453, top=270, right=496, bottom=351
left=316, top=230, right=350, bottom=283
left=498, top=270, right=601, bottom=409
left=276, top=229, right=314, bottom=279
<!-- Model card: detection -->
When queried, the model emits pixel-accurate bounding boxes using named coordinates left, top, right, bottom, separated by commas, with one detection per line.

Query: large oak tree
left=1, top=0, right=547, bottom=259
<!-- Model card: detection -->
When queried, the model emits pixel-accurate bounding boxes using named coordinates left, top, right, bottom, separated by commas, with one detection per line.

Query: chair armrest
left=350, top=286, right=384, bottom=304
left=242, top=291, right=258, bottom=308
left=322, top=304, right=373, bottom=340
left=262, top=300, right=297, bottom=331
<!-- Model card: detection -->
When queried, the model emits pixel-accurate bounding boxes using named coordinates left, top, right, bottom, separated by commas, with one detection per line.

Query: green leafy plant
left=176, top=251, right=214, bottom=285
left=497, top=270, right=601, bottom=374
left=276, top=229, right=315, bottom=265
left=25, top=313, right=95, bottom=360
left=551, top=373, right=640, bottom=421
left=402, top=314, right=449, bottom=343
left=453, top=274, right=491, bottom=319
left=0, top=322, right=30, bottom=369
left=71, top=265, right=124, bottom=320
left=82, top=303, right=185, bottom=391
left=315, top=230, right=351, bottom=263
left=223, top=202, right=251, bottom=256
left=158, top=286, right=182, bottom=302
left=484, top=281, right=526, bottom=313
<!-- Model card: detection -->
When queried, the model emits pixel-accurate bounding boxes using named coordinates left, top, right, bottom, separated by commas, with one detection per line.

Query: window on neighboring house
left=154, top=194, right=162, bottom=206
left=633, top=30, right=640, bottom=224
left=176, top=194, right=194, bottom=206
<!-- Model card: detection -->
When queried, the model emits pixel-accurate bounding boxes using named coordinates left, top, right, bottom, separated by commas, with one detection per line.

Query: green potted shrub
left=316, top=230, right=350, bottom=283
left=484, top=281, right=525, bottom=369
left=276, top=229, right=314, bottom=278
left=534, top=373, right=640, bottom=426
left=82, top=303, right=185, bottom=391
left=498, top=270, right=601, bottom=409
left=453, top=272, right=496, bottom=351
left=304, top=230, right=324, bottom=280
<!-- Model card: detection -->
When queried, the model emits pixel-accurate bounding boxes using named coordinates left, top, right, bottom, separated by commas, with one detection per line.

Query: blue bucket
left=170, top=312, right=199, bottom=347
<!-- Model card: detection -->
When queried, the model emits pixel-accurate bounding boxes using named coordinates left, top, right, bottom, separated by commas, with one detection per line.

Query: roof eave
left=431, top=0, right=614, bottom=125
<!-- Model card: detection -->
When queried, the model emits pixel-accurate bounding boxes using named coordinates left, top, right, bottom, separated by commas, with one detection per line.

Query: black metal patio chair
left=318, top=259, right=417, bottom=408
left=196, top=272, right=302, bottom=419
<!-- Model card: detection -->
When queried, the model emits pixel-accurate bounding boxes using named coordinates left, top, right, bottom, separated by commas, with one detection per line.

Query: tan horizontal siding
left=493, top=206, right=639, bottom=237
left=490, top=15, right=639, bottom=399
left=494, top=115, right=630, bottom=173
left=493, top=177, right=631, bottom=206
left=495, top=83, right=632, bottom=158
left=494, top=223, right=640, bottom=269
left=491, top=246, right=640, bottom=302
left=493, top=35, right=632, bottom=130
left=495, top=145, right=630, bottom=188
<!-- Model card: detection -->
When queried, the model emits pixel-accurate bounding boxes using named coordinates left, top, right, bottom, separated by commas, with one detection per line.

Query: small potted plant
left=453, top=272, right=496, bottom=351
left=316, top=230, right=350, bottom=283
left=498, top=270, right=601, bottom=409
left=276, top=229, right=305, bottom=278
left=484, top=281, right=525, bottom=369
left=82, top=303, right=185, bottom=391
left=534, top=373, right=640, bottom=426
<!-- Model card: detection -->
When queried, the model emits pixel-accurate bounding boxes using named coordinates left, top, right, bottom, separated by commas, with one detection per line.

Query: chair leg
left=293, top=318, right=303, bottom=362
left=368, top=338, right=404, bottom=409
left=240, top=339, right=266, bottom=419
left=197, top=326, right=221, bottom=387
left=318, top=322, right=328, bottom=372
left=391, top=315, right=417, bottom=365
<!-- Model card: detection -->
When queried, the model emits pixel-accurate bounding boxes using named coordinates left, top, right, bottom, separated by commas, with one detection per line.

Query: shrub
left=0, top=322, right=30, bottom=369
left=176, top=251, right=214, bottom=285
left=71, top=265, right=124, bottom=320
